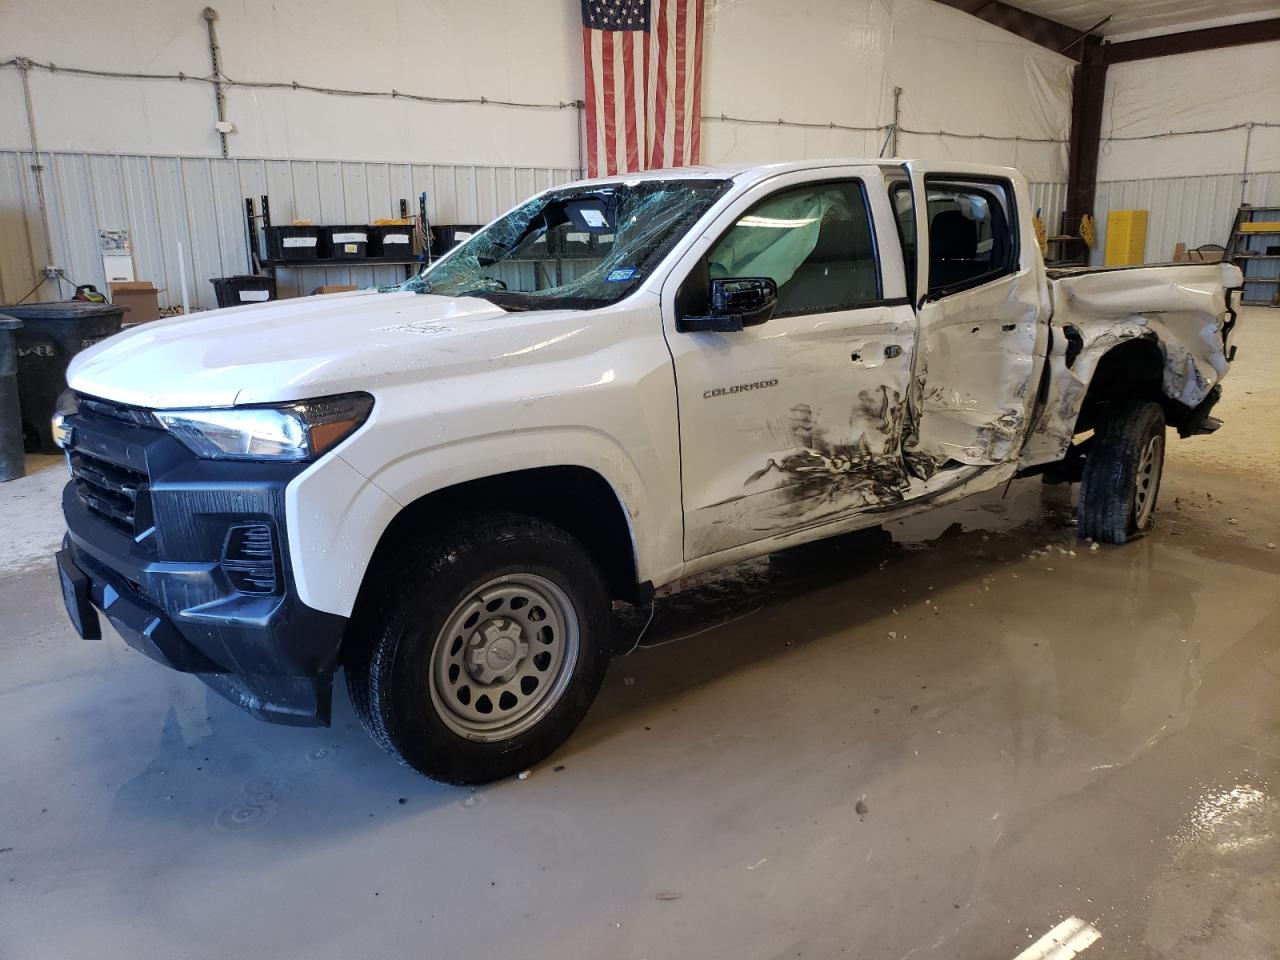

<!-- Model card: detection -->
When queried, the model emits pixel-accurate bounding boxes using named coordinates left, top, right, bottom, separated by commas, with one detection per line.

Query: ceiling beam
left=930, top=1, right=1094, bottom=61
left=1104, top=17, right=1280, bottom=64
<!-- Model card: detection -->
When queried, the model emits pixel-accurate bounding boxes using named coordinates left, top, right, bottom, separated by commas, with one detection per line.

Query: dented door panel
left=910, top=277, right=1045, bottom=463
left=672, top=304, right=918, bottom=557
left=661, top=164, right=919, bottom=561
left=903, top=164, right=1051, bottom=469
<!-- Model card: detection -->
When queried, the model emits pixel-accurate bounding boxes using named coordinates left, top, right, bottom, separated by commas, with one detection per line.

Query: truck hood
left=67, top=289, right=514, bottom=408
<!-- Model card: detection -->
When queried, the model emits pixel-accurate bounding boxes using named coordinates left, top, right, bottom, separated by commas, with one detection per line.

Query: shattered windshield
left=402, top=179, right=730, bottom=310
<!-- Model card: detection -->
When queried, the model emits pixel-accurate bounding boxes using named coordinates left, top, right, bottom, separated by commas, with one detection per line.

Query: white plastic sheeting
left=2, top=0, right=1073, bottom=178
left=1014, top=0, right=1280, bottom=36
left=701, top=0, right=1072, bottom=183
left=0, top=0, right=582, bottom=167
left=1098, top=42, right=1280, bottom=182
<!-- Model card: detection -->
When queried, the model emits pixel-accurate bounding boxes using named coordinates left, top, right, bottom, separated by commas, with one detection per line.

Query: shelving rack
left=1044, top=213, right=1089, bottom=267
left=1225, top=204, right=1280, bottom=307
left=243, top=195, right=427, bottom=282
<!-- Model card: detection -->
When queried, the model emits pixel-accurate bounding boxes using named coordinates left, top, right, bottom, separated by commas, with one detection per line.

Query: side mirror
left=679, top=277, right=778, bottom=333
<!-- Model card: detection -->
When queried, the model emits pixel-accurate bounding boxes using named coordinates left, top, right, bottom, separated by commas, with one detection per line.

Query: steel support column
left=1065, top=36, right=1106, bottom=224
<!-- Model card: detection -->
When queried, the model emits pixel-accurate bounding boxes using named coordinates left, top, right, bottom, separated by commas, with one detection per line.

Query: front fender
left=285, top=427, right=678, bottom=618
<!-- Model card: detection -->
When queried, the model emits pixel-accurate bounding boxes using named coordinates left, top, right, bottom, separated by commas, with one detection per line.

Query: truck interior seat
left=777, top=216, right=879, bottom=314
left=928, top=209, right=980, bottom=288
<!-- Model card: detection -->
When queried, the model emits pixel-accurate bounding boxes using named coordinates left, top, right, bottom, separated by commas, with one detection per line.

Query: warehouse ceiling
left=1012, top=0, right=1280, bottom=36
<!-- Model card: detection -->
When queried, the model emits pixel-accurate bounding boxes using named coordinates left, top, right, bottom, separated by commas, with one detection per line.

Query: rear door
left=899, top=164, right=1049, bottom=468
left=661, top=166, right=917, bottom=560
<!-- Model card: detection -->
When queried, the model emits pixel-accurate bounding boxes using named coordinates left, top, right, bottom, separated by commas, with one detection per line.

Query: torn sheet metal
left=1020, top=261, right=1242, bottom=467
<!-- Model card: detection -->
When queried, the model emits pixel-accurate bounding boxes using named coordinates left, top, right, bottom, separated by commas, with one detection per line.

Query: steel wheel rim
left=1133, top=432, right=1164, bottom=528
left=429, top=573, right=580, bottom=742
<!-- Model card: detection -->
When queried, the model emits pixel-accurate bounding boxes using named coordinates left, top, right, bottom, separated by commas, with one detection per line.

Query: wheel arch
left=1070, top=334, right=1211, bottom=436
left=1071, top=336, right=1167, bottom=434
left=357, top=464, right=645, bottom=611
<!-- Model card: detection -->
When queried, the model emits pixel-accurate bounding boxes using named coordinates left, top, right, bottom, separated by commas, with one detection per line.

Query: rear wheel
left=1077, top=399, right=1166, bottom=544
left=345, top=512, right=613, bottom=784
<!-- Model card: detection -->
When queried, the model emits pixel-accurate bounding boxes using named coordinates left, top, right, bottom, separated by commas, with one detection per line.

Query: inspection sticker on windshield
left=606, top=267, right=637, bottom=282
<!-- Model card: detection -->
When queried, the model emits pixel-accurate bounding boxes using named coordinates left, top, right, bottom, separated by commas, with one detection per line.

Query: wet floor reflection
left=5, top=463, right=1277, bottom=959
left=605, top=475, right=1208, bottom=808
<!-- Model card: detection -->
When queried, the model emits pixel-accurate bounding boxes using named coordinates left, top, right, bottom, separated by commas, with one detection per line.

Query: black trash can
left=210, top=275, right=277, bottom=309
left=0, top=314, right=23, bottom=481
left=5, top=300, right=125, bottom=453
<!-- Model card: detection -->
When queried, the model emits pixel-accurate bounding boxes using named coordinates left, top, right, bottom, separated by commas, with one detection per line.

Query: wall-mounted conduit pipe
left=203, top=7, right=229, bottom=159
left=15, top=58, right=54, bottom=268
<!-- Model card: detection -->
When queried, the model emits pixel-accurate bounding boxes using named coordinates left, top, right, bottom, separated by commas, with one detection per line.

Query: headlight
left=155, top=392, right=373, bottom=461
left=52, top=389, right=80, bottom=449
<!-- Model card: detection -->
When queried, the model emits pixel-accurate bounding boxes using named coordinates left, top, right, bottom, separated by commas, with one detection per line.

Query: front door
left=901, top=164, right=1049, bottom=469
left=662, top=167, right=917, bottom=561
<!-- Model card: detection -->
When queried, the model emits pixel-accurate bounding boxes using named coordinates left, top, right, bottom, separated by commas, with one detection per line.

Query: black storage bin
left=324, top=225, right=370, bottom=260
left=0, top=315, right=23, bottom=480
left=266, top=225, right=322, bottom=261
left=430, top=224, right=484, bottom=256
left=4, top=300, right=125, bottom=453
left=368, top=224, right=416, bottom=258
left=210, top=275, right=277, bottom=309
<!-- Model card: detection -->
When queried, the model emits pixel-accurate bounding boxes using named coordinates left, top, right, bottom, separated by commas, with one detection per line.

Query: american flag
left=581, top=0, right=706, bottom=177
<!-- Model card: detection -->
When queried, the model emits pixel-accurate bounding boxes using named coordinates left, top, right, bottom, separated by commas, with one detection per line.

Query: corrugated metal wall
left=0, top=150, right=579, bottom=307
left=1093, top=171, right=1280, bottom=266
left=0, top=149, right=1083, bottom=309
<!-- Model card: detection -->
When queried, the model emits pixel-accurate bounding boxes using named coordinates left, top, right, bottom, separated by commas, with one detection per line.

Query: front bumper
left=56, top=397, right=347, bottom=726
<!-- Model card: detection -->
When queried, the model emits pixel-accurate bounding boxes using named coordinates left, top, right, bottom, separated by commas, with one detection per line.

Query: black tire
left=345, top=512, right=613, bottom=784
left=1077, top=399, right=1166, bottom=544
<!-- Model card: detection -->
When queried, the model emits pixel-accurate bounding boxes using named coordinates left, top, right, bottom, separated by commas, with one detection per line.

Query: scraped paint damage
left=745, top=387, right=913, bottom=513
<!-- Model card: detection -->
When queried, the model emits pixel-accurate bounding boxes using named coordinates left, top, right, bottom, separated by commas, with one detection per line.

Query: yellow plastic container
left=1104, top=209, right=1149, bottom=266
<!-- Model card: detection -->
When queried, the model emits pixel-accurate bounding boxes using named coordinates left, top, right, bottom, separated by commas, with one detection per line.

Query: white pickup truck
left=53, top=160, right=1241, bottom=783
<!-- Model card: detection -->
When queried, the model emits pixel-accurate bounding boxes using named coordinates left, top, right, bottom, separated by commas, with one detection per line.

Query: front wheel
left=345, top=512, right=613, bottom=784
left=1077, top=399, right=1166, bottom=544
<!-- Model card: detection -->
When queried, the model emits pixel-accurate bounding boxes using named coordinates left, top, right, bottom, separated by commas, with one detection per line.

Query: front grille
left=77, top=394, right=158, bottom=428
left=69, top=393, right=158, bottom=538
left=70, top=450, right=150, bottom=535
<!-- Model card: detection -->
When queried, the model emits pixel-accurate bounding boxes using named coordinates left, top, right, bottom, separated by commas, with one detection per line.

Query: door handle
left=851, top=344, right=904, bottom=364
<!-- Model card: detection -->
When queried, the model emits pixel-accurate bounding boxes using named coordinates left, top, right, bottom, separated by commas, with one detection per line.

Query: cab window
left=684, top=180, right=881, bottom=319
left=924, top=178, right=1018, bottom=296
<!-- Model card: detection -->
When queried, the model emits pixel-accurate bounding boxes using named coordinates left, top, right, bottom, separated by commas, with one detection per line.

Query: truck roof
left=559, top=158, right=1022, bottom=191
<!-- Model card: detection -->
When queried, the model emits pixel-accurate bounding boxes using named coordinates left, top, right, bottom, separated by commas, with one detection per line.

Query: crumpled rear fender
left=1020, top=262, right=1242, bottom=468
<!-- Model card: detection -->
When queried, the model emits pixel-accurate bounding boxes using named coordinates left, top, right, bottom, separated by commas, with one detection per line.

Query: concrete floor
left=1, top=308, right=1277, bottom=960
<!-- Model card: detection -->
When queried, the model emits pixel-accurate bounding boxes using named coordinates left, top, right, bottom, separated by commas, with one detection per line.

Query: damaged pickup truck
left=53, top=160, right=1241, bottom=783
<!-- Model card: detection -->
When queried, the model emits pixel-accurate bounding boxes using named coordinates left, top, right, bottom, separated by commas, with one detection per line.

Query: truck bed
left=1019, top=260, right=1243, bottom=467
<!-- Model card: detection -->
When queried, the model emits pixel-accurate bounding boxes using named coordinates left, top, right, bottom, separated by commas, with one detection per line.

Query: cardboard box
left=310, top=284, right=358, bottom=295
left=108, top=281, right=161, bottom=324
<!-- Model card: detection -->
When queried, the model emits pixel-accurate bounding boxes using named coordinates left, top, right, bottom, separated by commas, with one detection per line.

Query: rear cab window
left=922, top=177, right=1018, bottom=298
